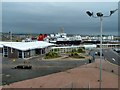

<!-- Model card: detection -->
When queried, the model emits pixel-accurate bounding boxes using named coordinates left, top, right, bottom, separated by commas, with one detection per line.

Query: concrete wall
left=8, top=47, right=19, bottom=58
left=3, top=46, right=52, bottom=59
left=30, top=49, right=35, bottom=56
left=51, top=47, right=80, bottom=53
left=0, top=48, right=2, bottom=53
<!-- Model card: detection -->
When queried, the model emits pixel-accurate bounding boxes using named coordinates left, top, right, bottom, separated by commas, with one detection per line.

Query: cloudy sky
left=2, top=2, right=118, bottom=35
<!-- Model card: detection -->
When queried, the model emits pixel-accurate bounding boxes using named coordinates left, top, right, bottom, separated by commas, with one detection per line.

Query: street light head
left=96, top=12, right=103, bottom=17
left=110, top=9, right=118, bottom=16
left=86, top=11, right=93, bottom=17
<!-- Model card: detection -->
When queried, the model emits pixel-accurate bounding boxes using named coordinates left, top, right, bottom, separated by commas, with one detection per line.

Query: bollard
left=88, top=82, right=90, bottom=90
left=111, top=70, right=114, bottom=73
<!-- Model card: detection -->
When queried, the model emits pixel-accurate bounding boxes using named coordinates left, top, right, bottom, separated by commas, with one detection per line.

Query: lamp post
left=9, top=30, right=13, bottom=53
left=86, top=9, right=118, bottom=89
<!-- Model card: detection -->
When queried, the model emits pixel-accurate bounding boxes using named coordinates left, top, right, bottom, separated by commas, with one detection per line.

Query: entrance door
left=19, top=51, right=22, bottom=58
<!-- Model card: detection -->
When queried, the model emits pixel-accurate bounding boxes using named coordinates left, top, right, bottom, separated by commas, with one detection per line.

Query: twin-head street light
left=86, top=9, right=118, bottom=17
left=86, top=9, right=118, bottom=89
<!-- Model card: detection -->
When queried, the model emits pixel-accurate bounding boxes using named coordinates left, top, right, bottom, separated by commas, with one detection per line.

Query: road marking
left=105, top=59, right=119, bottom=67
left=112, top=58, right=115, bottom=61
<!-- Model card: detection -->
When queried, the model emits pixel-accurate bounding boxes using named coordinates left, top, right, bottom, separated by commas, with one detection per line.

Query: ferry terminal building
left=1, top=41, right=55, bottom=59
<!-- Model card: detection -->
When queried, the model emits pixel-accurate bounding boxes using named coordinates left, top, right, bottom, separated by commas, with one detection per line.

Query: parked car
left=13, top=65, right=32, bottom=69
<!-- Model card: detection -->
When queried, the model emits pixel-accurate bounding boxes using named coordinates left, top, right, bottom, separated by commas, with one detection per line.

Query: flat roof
left=0, top=41, right=21, bottom=48
left=51, top=45, right=82, bottom=49
left=83, top=44, right=96, bottom=47
left=0, top=44, right=3, bottom=48
left=1, top=41, right=55, bottom=51
left=97, top=44, right=120, bottom=45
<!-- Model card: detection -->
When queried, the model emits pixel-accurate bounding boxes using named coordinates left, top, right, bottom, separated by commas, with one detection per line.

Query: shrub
left=69, top=52, right=84, bottom=59
left=45, top=51, right=60, bottom=59
left=78, top=48, right=85, bottom=53
left=72, top=49, right=77, bottom=52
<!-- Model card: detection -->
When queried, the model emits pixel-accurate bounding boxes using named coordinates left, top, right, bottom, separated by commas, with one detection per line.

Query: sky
left=2, top=2, right=119, bottom=35
left=2, top=0, right=119, bottom=2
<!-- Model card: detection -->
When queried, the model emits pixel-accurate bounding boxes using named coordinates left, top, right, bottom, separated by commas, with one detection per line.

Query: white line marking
left=112, top=58, right=115, bottom=61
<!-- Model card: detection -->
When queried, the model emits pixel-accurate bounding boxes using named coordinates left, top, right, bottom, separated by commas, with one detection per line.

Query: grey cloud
left=2, top=2, right=118, bottom=35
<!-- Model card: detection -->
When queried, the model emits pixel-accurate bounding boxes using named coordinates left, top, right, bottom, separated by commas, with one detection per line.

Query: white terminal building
left=0, top=41, right=55, bottom=59
left=0, top=41, right=97, bottom=59
left=51, top=45, right=83, bottom=54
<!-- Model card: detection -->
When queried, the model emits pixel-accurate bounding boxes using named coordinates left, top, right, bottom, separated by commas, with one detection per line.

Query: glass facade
left=3, top=46, right=8, bottom=57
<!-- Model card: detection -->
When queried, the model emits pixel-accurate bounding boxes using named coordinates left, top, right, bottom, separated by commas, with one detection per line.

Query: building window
left=4, top=46, right=8, bottom=57
left=24, top=51, right=30, bottom=58
left=19, top=50, right=22, bottom=58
